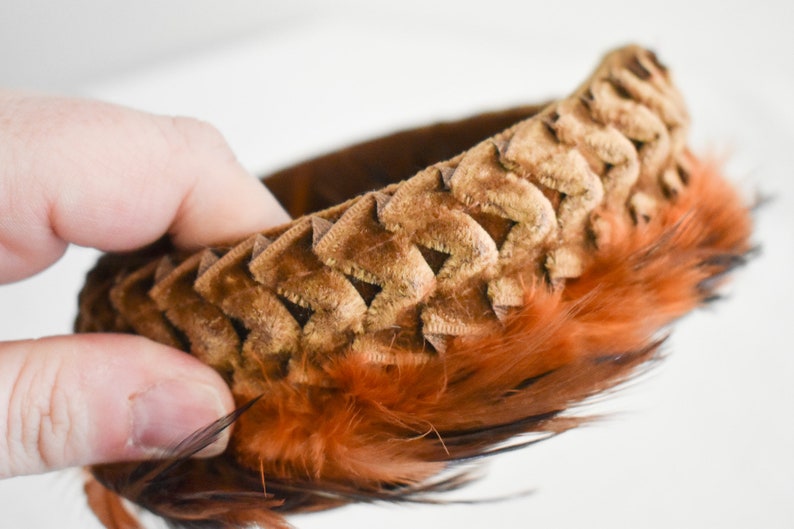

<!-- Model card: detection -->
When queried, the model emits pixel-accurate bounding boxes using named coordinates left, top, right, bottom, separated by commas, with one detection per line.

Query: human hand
left=0, top=91, right=290, bottom=478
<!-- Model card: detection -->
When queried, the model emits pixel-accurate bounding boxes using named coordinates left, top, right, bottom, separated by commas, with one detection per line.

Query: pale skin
left=0, top=91, right=290, bottom=478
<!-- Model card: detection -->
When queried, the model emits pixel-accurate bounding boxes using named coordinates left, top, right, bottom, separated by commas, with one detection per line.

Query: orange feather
left=84, top=157, right=751, bottom=528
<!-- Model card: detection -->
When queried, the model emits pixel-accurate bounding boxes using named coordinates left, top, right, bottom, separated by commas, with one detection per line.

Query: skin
left=0, top=91, right=290, bottom=478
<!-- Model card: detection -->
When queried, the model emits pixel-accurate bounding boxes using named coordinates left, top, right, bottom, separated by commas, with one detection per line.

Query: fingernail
left=130, top=380, right=229, bottom=457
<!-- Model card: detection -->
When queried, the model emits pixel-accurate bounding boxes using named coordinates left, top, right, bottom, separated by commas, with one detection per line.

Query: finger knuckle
left=166, top=116, right=230, bottom=155
left=6, top=353, right=78, bottom=474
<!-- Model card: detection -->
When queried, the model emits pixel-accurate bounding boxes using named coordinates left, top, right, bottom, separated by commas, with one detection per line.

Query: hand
left=0, top=91, right=290, bottom=478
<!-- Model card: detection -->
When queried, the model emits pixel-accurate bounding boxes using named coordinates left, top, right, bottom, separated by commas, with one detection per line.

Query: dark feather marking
left=93, top=396, right=266, bottom=527
left=697, top=247, right=757, bottom=295
left=505, top=370, right=556, bottom=395
left=264, top=468, right=530, bottom=508
left=440, top=411, right=561, bottom=450
left=442, top=431, right=558, bottom=463
left=131, top=396, right=263, bottom=492
left=593, top=343, right=659, bottom=365
left=700, top=252, right=748, bottom=271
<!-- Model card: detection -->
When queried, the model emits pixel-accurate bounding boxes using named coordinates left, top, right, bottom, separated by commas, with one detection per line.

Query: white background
left=1, top=1, right=792, bottom=528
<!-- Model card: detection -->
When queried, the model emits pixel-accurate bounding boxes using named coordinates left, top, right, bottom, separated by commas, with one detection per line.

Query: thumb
left=0, top=333, right=234, bottom=478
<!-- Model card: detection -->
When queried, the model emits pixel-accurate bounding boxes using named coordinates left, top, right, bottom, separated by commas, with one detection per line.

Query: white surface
left=1, top=2, right=793, bottom=528
left=0, top=1, right=312, bottom=91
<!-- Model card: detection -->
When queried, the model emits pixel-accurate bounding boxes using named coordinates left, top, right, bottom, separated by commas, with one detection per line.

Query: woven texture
left=77, top=45, right=688, bottom=387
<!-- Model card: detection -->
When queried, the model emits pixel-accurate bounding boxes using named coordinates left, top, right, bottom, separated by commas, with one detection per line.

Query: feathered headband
left=76, top=45, right=752, bottom=528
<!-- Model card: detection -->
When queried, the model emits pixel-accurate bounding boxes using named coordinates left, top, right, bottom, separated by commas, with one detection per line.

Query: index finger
left=0, top=91, right=290, bottom=283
